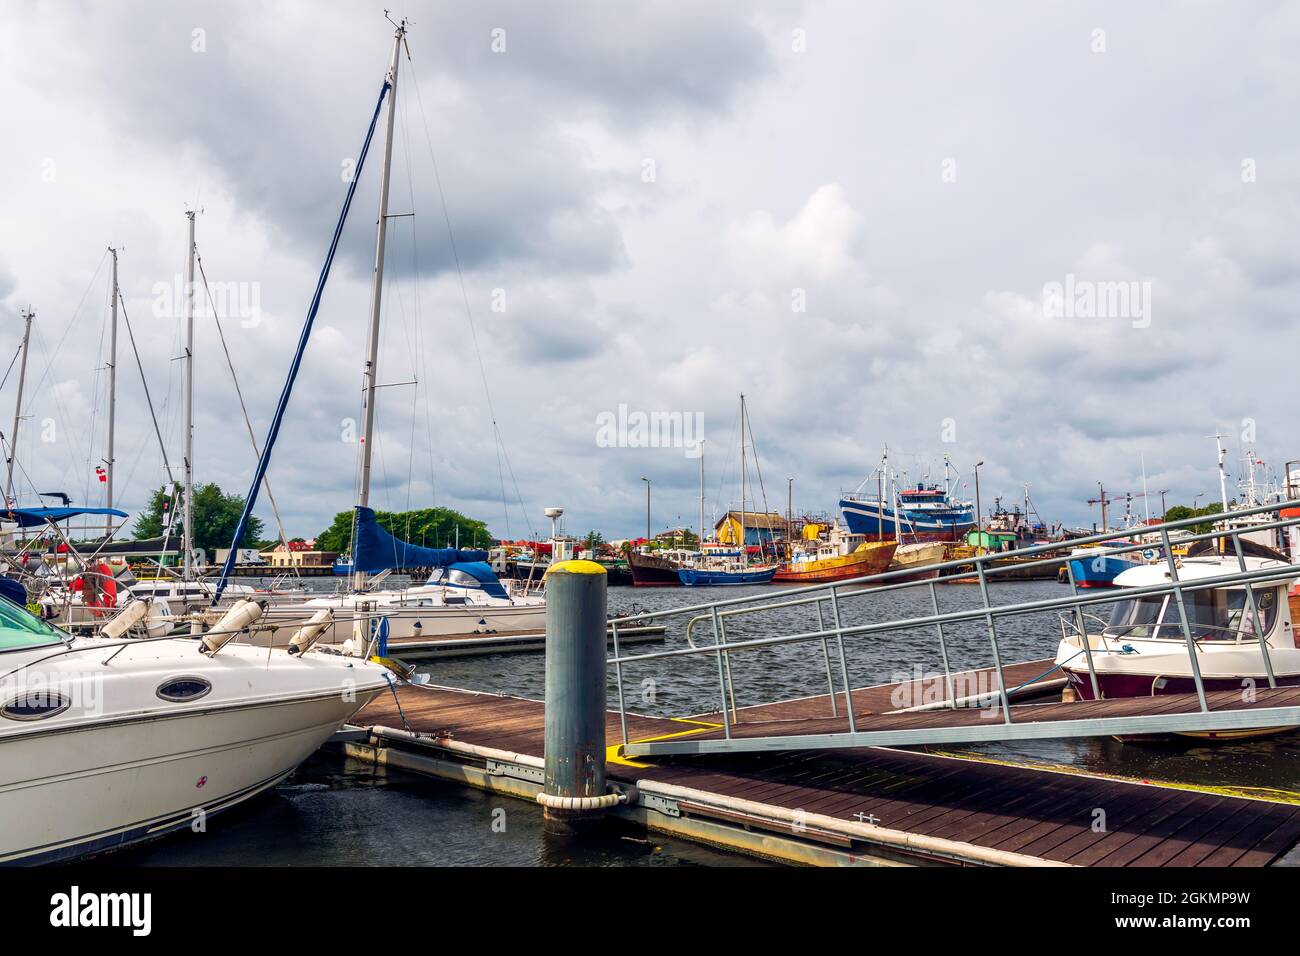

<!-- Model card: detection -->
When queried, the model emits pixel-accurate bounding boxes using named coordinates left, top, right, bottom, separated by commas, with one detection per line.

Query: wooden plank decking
left=356, top=680, right=1300, bottom=867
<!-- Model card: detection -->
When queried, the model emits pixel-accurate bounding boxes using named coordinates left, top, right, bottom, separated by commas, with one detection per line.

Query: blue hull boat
left=1067, top=547, right=1144, bottom=588
left=678, top=566, right=778, bottom=586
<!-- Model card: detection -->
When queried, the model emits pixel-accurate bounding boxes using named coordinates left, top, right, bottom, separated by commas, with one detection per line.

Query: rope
left=384, top=673, right=416, bottom=734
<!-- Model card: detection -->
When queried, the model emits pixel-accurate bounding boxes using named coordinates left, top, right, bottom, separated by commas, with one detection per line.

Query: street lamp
left=973, top=461, right=985, bottom=555
left=640, top=476, right=651, bottom=543
left=1158, top=489, right=1169, bottom=520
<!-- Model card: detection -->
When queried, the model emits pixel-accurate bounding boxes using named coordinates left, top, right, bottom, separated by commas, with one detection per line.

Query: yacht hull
left=251, top=599, right=548, bottom=647
left=0, top=688, right=383, bottom=864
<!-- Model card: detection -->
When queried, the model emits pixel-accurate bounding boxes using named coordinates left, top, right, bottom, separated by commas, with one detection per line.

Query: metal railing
left=606, top=498, right=1300, bottom=750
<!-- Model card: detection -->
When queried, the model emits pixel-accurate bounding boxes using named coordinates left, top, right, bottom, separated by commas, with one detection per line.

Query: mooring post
left=538, top=559, right=620, bottom=833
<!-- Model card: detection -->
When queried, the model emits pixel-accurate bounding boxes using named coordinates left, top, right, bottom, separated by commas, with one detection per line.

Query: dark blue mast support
left=213, top=80, right=391, bottom=603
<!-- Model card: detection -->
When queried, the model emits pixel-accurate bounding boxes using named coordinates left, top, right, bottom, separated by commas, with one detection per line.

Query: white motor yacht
left=1053, top=553, right=1300, bottom=737
left=0, top=594, right=391, bottom=863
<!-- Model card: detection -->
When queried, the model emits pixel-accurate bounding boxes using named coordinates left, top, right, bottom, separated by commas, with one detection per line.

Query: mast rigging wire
left=214, top=79, right=391, bottom=603
left=405, top=52, right=535, bottom=541
left=194, top=247, right=292, bottom=555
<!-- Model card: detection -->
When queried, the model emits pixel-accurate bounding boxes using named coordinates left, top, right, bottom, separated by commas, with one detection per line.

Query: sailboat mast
left=182, top=210, right=196, bottom=582
left=105, top=246, right=119, bottom=539
left=5, top=308, right=33, bottom=507
left=739, top=394, right=746, bottom=564
left=353, top=19, right=405, bottom=589
left=1215, top=432, right=1230, bottom=513
left=698, top=439, right=705, bottom=548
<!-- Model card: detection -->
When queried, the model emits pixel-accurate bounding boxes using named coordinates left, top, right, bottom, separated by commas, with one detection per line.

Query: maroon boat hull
left=628, top=552, right=683, bottom=587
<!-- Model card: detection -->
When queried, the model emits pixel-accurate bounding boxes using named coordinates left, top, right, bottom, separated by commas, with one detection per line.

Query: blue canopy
left=2, top=507, right=128, bottom=528
left=431, top=561, right=510, bottom=599
left=351, top=506, right=488, bottom=574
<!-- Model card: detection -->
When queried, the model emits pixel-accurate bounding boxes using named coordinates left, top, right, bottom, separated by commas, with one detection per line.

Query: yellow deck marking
left=607, top=717, right=724, bottom=767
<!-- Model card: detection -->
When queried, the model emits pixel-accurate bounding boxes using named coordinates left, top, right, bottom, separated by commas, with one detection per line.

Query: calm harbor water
left=107, top=577, right=1300, bottom=865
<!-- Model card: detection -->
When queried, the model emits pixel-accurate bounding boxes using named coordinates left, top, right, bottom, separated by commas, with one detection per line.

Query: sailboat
left=209, top=16, right=544, bottom=646
left=678, top=395, right=778, bottom=586
left=0, top=25, right=452, bottom=861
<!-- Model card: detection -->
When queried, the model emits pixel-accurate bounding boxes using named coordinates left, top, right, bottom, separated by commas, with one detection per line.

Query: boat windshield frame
left=0, top=598, right=73, bottom=653
left=1102, top=586, right=1281, bottom=643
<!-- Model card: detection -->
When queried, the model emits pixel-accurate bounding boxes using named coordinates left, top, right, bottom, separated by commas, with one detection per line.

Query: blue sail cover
left=351, top=506, right=488, bottom=573
left=2, top=507, right=128, bottom=528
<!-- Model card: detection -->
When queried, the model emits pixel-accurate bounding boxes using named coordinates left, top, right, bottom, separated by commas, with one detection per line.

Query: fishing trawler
left=629, top=548, right=689, bottom=586
left=840, top=453, right=975, bottom=542
left=773, top=525, right=896, bottom=584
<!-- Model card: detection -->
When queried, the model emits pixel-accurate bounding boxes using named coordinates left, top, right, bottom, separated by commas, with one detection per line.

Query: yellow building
left=715, top=511, right=787, bottom=547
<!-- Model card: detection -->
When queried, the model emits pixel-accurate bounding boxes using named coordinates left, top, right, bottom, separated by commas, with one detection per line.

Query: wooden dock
left=649, top=681, right=1300, bottom=753
left=347, top=668, right=1300, bottom=867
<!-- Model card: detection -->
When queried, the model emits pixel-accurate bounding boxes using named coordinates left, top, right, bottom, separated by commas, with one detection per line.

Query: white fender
left=200, top=599, right=266, bottom=655
left=288, top=608, right=334, bottom=656
left=97, top=598, right=151, bottom=640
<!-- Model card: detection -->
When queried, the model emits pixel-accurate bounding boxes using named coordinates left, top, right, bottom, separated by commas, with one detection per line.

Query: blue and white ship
left=840, top=454, right=976, bottom=542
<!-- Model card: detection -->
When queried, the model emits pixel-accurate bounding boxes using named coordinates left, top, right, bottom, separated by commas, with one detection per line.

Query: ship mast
left=698, top=439, right=705, bottom=548
left=182, top=210, right=196, bottom=583
left=876, top=445, right=888, bottom=542
left=739, top=394, right=746, bottom=565
left=1215, top=431, right=1230, bottom=514
left=353, top=17, right=406, bottom=591
left=105, top=246, right=119, bottom=539
left=5, top=308, right=33, bottom=507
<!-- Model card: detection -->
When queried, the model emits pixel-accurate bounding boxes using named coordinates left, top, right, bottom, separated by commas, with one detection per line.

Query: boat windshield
left=1104, top=596, right=1165, bottom=638
left=0, top=598, right=69, bottom=652
left=1105, top=588, right=1279, bottom=642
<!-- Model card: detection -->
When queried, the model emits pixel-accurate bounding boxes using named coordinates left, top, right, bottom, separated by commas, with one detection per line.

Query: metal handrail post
left=975, top=556, right=1013, bottom=723
left=828, top=586, right=856, bottom=732
left=815, top=600, right=839, bottom=717
left=1160, top=528, right=1209, bottom=713
left=1065, top=561, right=1102, bottom=700
left=718, top=610, right=739, bottom=724
left=928, top=582, right=957, bottom=709
left=1231, top=532, right=1277, bottom=689
left=610, top=617, right=629, bottom=746
left=709, top=605, right=732, bottom=738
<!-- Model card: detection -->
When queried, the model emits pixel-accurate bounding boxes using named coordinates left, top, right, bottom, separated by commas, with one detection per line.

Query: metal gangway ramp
left=607, top=500, right=1300, bottom=757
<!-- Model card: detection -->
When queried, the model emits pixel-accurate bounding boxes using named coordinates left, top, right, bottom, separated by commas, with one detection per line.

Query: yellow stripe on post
left=545, top=559, right=607, bottom=576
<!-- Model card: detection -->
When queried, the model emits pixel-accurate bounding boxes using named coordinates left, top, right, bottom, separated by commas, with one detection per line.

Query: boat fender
left=201, top=599, right=267, bottom=655
left=535, top=791, right=626, bottom=811
left=97, top=598, right=151, bottom=640
left=288, top=608, right=335, bottom=656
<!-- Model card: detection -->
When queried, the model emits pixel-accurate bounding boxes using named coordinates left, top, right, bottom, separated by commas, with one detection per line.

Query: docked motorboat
left=1053, top=553, right=1300, bottom=737
left=0, top=593, right=392, bottom=863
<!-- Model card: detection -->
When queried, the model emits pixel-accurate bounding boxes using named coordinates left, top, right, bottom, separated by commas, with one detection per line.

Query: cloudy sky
left=2, top=1, right=1298, bottom=543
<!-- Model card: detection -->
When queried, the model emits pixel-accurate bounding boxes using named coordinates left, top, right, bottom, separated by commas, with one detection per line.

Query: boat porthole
left=1, top=692, right=71, bottom=721
left=156, top=676, right=213, bottom=703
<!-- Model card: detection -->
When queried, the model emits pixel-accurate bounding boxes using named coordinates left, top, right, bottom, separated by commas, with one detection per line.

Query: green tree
left=582, top=530, right=606, bottom=554
left=1163, top=501, right=1224, bottom=535
left=316, top=506, right=492, bottom=554
left=133, top=484, right=264, bottom=551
